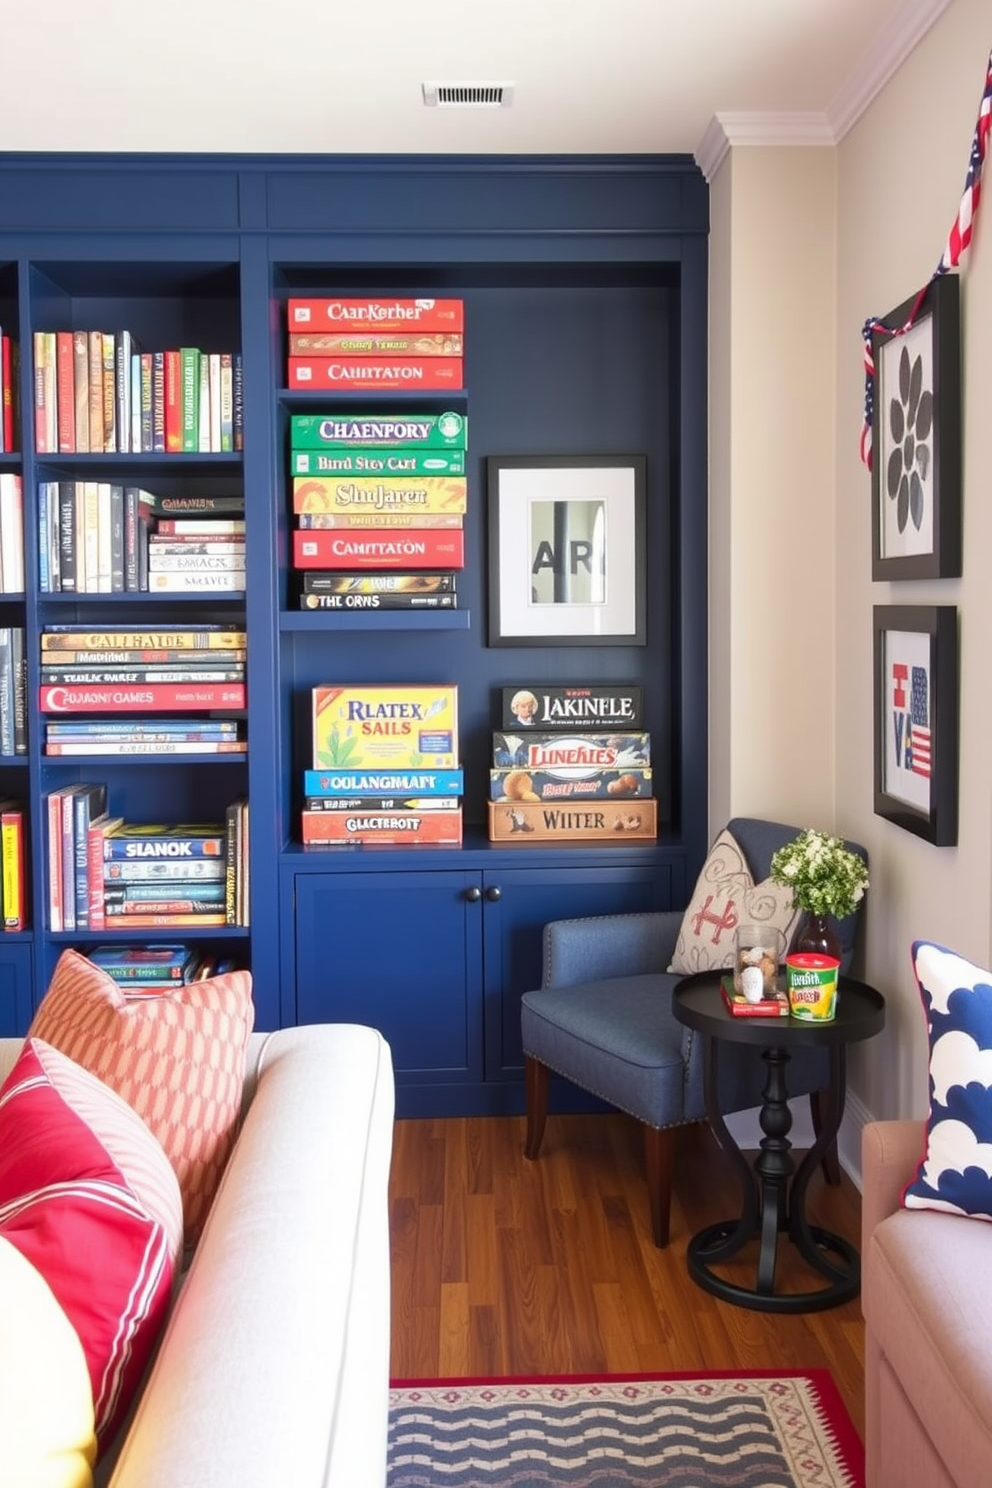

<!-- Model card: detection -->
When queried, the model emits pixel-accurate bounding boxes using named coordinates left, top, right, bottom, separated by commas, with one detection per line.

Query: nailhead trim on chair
left=521, top=1049, right=700, bottom=1134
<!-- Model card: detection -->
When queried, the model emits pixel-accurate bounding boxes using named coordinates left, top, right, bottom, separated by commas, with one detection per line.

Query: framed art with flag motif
left=873, top=605, right=958, bottom=845
left=870, top=275, right=961, bottom=580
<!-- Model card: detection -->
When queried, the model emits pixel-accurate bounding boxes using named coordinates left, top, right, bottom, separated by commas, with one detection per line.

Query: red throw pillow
left=0, top=1038, right=182, bottom=1448
left=29, top=948, right=254, bottom=1246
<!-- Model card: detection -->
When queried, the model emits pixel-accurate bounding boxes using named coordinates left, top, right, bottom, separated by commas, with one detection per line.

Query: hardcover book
left=719, top=974, right=790, bottom=1018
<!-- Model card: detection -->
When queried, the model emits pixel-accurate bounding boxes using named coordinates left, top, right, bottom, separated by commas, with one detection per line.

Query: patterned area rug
left=388, top=1372, right=864, bottom=1488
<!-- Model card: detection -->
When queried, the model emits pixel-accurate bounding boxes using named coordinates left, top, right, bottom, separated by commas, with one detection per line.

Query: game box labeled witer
left=487, top=799, right=658, bottom=842
left=312, top=686, right=458, bottom=770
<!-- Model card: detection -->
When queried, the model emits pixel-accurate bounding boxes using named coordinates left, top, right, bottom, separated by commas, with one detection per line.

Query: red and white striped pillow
left=0, top=1037, right=182, bottom=1477
left=29, top=949, right=254, bottom=1246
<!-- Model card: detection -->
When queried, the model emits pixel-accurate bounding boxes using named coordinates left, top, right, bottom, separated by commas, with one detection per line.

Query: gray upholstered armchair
left=520, top=817, right=867, bottom=1248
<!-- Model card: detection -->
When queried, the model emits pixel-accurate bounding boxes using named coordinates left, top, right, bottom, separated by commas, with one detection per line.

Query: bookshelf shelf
left=0, top=151, right=709, bottom=1095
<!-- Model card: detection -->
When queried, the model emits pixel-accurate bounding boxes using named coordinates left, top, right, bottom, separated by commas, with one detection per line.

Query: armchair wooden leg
left=809, top=1088, right=841, bottom=1185
left=524, top=1055, right=550, bottom=1160
left=643, top=1123, right=675, bottom=1248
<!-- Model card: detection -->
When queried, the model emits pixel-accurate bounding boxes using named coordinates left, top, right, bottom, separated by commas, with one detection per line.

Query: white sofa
left=0, top=1022, right=396, bottom=1488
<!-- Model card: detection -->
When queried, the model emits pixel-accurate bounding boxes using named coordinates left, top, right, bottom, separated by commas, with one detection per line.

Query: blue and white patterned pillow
left=904, top=940, right=992, bottom=1222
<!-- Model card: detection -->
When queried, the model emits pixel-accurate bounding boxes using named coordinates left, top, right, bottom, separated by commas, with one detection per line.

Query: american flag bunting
left=860, top=48, right=992, bottom=471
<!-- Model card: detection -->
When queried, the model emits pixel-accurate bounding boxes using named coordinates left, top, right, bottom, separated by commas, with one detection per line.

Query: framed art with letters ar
left=486, top=454, right=646, bottom=647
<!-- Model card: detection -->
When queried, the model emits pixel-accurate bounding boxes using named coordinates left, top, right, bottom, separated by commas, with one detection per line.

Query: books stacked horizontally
left=38, top=485, right=245, bottom=593
left=290, top=409, right=468, bottom=611
left=303, top=684, right=462, bottom=845
left=46, top=806, right=249, bottom=932
left=32, top=332, right=243, bottom=454
left=85, top=943, right=239, bottom=992
left=0, top=326, right=17, bottom=452
left=487, top=685, right=658, bottom=842
left=286, top=297, right=463, bottom=392
left=39, top=624, right=247, bottom=750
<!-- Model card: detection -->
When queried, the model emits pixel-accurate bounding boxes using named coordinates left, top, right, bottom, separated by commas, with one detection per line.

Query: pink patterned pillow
left=29, top=949, right=254, bottom=1246
left=0, top=1038, right=182, bottom=1450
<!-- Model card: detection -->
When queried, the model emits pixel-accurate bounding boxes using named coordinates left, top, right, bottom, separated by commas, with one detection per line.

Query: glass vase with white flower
left=769, top=828, right=869, bottom=961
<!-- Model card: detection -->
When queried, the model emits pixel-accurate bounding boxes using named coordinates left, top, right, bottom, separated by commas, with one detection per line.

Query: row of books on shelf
left=33, top=332, right=243, bottom=455
left=0, top=474, right=24, bottom=592
left=39, top=482, right=246, bottom=593
left=46, top=796, right=249, bottom=932
left=0, top=331, right=18, bottom=453
left=86, top=943, right=241, bottom=990
left=39, top=624, right=248, bottom=716
left=290, top=411, right=468, bottom=605
left=286, top=297, right=464, bottom=391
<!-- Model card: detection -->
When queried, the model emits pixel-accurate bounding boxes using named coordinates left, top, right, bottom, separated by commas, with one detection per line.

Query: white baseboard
left=723, top=1090, right=875, bottom=1192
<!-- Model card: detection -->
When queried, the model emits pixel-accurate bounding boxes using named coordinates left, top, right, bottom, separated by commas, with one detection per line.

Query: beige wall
left=711, top=0, right=992, bottom=1127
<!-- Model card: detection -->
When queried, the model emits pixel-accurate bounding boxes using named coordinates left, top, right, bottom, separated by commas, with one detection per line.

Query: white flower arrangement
left=769, top=828, right=869, bottom=921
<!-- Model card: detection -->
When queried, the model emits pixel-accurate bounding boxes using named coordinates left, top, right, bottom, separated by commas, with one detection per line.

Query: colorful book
left=87, top=943, right=198, bottom=981
left=719, top=975, right=790, bottom=1018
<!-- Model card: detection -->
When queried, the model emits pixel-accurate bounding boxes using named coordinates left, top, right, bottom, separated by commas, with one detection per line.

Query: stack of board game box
left=488, top=685, right=658, bottom=842
left=303, top=684, right=462, bottom=845
left=287, top=295, right=466, bottom=609
left=286, top=297, right=463, bottom=393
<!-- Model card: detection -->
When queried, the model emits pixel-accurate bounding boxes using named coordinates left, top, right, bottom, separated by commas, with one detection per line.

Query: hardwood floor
left=388, top=1111, right=866, bottom=1439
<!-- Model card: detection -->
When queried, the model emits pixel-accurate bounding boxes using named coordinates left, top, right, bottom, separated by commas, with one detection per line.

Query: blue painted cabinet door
left=482, top=863, right=674, bottom=1081
left=294, top=870, right=484, bottom=1084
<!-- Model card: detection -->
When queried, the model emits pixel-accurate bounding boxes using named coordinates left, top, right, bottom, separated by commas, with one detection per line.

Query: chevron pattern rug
left=388, top=1371, right=863, bottom=1488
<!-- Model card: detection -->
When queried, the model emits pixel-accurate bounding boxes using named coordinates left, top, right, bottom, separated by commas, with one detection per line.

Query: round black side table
left=672, top=970, right=885, bottom=1314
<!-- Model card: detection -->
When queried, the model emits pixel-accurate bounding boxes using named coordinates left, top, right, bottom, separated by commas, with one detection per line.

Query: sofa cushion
left=667, top=826, right=800, bottom=974
left=29, top=949, right=254, bottom=1246
left=0, top=1038, right=182, bottom=1459
left=904, top=940, right=992, bottom=1221
left=865, top=1207, right=992, bottom=1487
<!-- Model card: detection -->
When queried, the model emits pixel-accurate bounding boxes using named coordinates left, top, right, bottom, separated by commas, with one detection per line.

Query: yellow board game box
left=312, top=685, right=459, bottom=769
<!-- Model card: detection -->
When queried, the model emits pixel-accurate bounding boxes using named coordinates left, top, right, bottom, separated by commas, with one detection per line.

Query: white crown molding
left=695, top=0, right=952, bottom=180
left=827, top=0, right=954, bottom=140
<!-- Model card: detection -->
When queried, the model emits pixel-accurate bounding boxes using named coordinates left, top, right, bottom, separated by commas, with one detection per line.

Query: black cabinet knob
left=464, top=886, right=482, bottom=902
left=485, top=885, right=502, bottom=902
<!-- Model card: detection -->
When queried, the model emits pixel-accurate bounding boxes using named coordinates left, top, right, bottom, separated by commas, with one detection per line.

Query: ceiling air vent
left=422, top=82, right=515, bottom=109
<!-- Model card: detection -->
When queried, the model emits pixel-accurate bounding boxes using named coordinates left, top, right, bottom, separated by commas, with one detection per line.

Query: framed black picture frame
left=870, top=274, right=961, bottom=580
left=872, top=604, right=958, bottom=845
left=486, top=454, right=647, bottom=647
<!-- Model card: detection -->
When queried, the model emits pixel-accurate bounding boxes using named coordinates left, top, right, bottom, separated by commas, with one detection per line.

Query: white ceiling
left=0, top=0, right=950, bottom=164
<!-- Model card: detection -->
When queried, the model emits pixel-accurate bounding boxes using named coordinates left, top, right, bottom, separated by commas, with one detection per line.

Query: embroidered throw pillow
left=667, top=827, right=800, bottom=975
left=903, top=940, right=992, bottom=1222
left=0, top=1038, right=182, bottom=1472
left=29, top=948, right=254, bottom=1247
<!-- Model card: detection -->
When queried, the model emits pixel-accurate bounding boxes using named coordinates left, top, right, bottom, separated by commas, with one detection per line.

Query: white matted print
left=487, top=455, right=646, bottom=646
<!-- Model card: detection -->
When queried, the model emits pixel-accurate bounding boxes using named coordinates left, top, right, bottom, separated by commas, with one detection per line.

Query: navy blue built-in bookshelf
left=0, top=154, right=709, bottom=1115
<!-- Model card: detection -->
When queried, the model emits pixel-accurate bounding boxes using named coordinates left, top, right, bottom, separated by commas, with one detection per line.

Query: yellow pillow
left=0, top=1237, right=97, bottom=1488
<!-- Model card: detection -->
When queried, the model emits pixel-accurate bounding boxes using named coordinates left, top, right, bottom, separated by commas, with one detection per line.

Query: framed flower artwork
left=870, top=274, right=961, bottom=580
